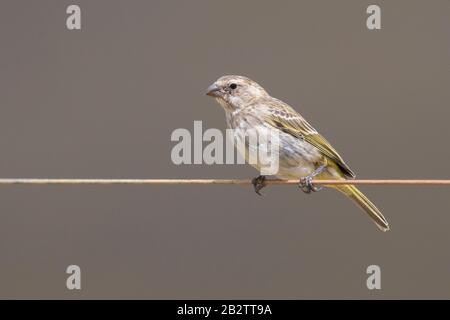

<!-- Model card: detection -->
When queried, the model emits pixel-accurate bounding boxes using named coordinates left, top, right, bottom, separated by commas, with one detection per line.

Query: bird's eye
left=229, top=83, right=237, bottom=90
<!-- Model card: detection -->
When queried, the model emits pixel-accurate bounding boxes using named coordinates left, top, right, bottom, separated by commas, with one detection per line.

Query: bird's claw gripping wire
left=252, top=175, right=267, bottom=196
left=298, top=164, right=327, bottom=194
left=299, top=176, right=322, bottom=193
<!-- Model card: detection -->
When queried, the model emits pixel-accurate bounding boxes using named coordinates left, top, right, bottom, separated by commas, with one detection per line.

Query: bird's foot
left=298, top=164, right=327, bottom=194
left=298, top=176, right=322, bottom=194
left=251, top=175, right=267, bottom=196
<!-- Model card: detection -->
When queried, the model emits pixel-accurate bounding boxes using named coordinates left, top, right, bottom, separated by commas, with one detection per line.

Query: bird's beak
left=206, top=83, right=221, bottom=97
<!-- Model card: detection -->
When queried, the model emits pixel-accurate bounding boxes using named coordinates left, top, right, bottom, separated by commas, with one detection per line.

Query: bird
left=206, top=75, right=389, bottom=231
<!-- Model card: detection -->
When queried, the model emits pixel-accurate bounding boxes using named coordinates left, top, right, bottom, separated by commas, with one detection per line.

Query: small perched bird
left=206, top=75, right=389, bottom=231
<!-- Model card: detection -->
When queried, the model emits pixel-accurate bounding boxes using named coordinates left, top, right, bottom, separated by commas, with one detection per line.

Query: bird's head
left=206, top=75, right=269, bottom=111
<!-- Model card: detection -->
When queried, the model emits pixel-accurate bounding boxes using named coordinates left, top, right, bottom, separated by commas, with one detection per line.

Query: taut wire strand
left=0, top=179, right=449, bottom=186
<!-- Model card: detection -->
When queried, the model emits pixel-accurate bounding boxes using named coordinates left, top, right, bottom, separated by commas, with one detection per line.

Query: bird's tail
left=333, top=184, right=390, bottom=232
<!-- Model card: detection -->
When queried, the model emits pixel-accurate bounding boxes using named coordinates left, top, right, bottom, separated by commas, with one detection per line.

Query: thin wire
left=0, top=179, right=449, bottom=185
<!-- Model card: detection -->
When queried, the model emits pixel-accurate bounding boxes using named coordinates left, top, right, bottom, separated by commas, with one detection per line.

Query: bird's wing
left=260, top=99, right=356, bottom=178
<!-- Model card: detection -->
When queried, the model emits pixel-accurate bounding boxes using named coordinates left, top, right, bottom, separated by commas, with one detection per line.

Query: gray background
left=0, top=0, right=449, bottom=299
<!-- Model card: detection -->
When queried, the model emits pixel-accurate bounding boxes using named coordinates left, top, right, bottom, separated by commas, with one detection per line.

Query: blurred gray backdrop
left=0, top=0, right=449, bottom=299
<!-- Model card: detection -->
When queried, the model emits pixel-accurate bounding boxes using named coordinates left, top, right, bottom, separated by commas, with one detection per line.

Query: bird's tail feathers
left=333, top=184, right=390, bottom=232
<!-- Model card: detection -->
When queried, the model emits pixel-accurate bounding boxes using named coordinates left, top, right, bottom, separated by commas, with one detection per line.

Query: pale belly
left=228, top=122, right=323, bottom=179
